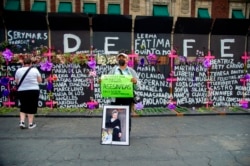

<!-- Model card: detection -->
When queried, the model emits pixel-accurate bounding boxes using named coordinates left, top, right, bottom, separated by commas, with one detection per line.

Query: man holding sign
left=100, top=53, right=140, bottom=132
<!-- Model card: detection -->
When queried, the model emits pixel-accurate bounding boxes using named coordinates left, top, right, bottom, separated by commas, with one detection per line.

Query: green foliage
left=228, top=106, right=248, bottom=112
left=0, top=107, right=19, bottom=114
left=176, top=106, right=189, bottom=113
left=196, top=107, right=214, bottom=113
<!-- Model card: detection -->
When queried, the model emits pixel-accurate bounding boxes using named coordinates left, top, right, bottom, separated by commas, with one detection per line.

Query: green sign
left=101, top=75, right=133, bottom=98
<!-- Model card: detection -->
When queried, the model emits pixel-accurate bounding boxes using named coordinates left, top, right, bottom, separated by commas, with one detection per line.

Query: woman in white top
left=15, top=57, right=42, bottom=129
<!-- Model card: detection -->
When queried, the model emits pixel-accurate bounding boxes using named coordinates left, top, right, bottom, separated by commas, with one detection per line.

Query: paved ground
left=0, top=115, right=250, bottom=166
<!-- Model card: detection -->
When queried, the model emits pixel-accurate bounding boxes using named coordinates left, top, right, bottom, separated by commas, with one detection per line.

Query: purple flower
left=47, top=82, right=53, bottom=91
left=135, top=102, right=144, bottom=110
left=2, top=49, right=13, bottom=61
left=140, top=58, right=145, bottom=67
left=87, top=101, right=98, bottom=110
left=40, top=60, right=53, bottom=71
left=0, top=77, right=9, bottom=86
left=167, top=103, right=176, bottom=110
left=88, top=104, right=95, bottom=109
left=147, top=53, right=157, bottom=64
left=87, top=60, right=96, bottom=70
left=179, top=56, right=187, bottom=63
left=203, top=59, right=211, bottom=68
left=244, top=73, right=250, bottom=80
left=2, top=89, right=10, bottom=96
left=241, top=103, right=248, bottom=109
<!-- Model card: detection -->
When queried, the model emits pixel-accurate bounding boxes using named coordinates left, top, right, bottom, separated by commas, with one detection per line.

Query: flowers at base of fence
left=52, top=74, right=58, bottom=81
left=167, top=97, right=176, bottom=110
left=166, top=95, right=176, bottom=110
left=2, top=49, right=13, bottom=62
left=0, top=77, right=9, bottom=86
left=147, top=53, right=157, bottom=65
left=87, top=97, right=98, bottom=110
left=88, top=103, right=96, bottom=109
left=0, top=48, right=15, bottom=99
left=87, top=59, right=96, bottom=70
left=203, top=59, right=212, bottom=68
left=45, top=74, right=57, bottom=101
left=0, top=77, right=12, bottom=98
left=167, top=103, right=176, bottom=110
left=47, top=82, right=53, bottom=91
left=0, top=42, right=92, bottom=65
left=50, top=53, right=90, bottom=65
left=178, top=56, right=187, bottom=64
left=72, top=54, right=88, bottom=65
left=243, top=73, right=250, bottom=80
left=40, top=60, right=53, bottom=72
left=88, top=59, right=97, bottom=79
left=135, top=102, right=144, bottom=111
left=2, top=89, right=10, bottom=97
left=241, top=102, right=248, bottom=109
left=45, top=74, right=58, bottom=84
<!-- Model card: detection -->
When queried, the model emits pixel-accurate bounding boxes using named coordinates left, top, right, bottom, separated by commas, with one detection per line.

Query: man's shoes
left=28, top=123, right=36, bottom=129
left=19, top=122, right=25, bottom=129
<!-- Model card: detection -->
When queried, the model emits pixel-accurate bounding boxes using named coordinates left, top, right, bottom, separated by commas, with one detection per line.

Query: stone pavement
left=0, top=115, right=250, bottom=166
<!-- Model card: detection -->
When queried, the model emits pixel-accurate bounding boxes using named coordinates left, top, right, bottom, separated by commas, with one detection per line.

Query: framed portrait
left=101, top=105, right=130, bottom=146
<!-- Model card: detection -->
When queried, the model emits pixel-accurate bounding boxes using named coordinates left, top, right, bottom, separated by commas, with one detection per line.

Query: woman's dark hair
left=23, top=58, right=32, bottom=65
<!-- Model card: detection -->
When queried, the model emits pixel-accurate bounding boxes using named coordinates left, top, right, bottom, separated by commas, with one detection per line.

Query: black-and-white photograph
left=101, top=105, right=129, bottom=146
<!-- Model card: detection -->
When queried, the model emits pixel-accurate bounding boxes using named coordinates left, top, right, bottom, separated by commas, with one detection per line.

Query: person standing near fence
left=107, top=53, right=140, bottom=132
left=15, top=57, right=42, bottom=129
